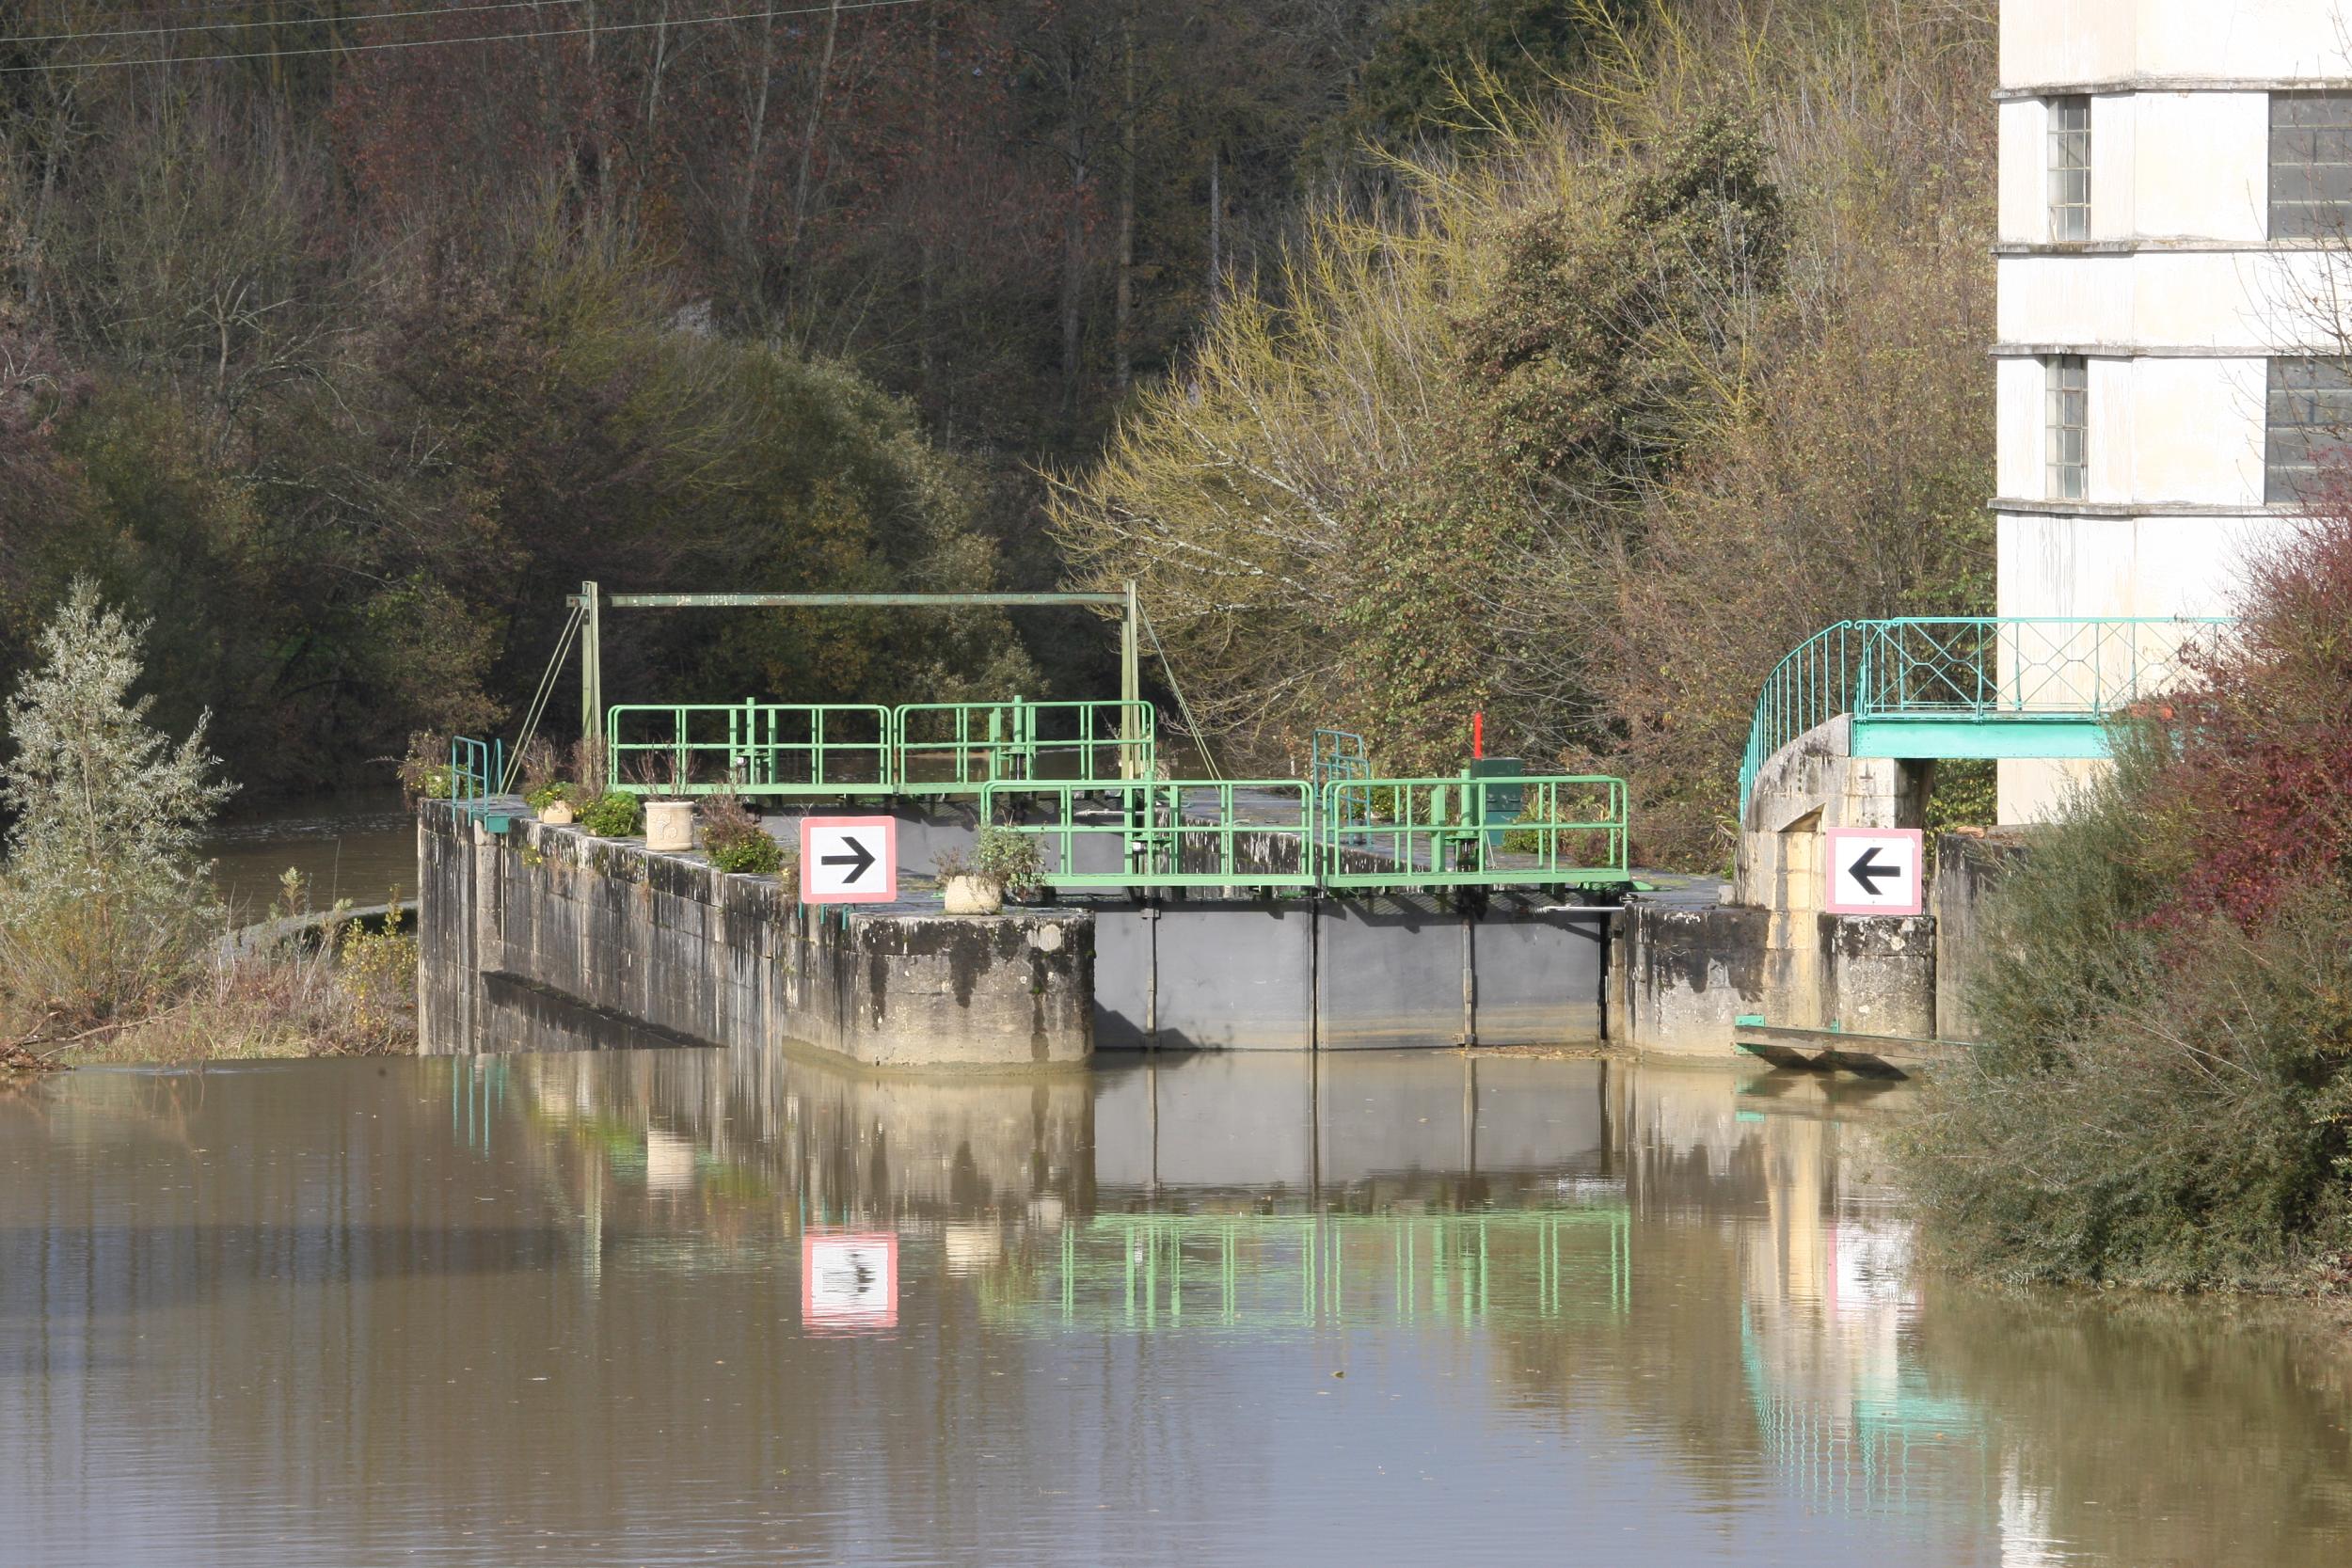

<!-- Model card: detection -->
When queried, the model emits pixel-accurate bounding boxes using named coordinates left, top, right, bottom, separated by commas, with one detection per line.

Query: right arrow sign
left=1823, top=828, right=1923, bottom=915
left=800, top=816, right=900, bottom=905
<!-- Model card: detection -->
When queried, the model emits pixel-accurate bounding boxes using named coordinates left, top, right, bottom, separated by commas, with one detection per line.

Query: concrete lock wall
left=1932, top=828, right=2037, bottom=1043
left=417, top=801, right=1092, bottom=1068
left=1621, top=901, right=1936, bottom=1059
left=1089, top=893, right=1610, bottom=1053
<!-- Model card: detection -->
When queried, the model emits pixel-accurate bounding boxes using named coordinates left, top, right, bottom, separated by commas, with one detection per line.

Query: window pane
left=2271, top=92, right=2352, bottom=237
left=2048, top=95, right=2091, bottom=241
left=2046, top=355, right=2089, bottom=501
left=2265, top=356, right=2352, bottom=502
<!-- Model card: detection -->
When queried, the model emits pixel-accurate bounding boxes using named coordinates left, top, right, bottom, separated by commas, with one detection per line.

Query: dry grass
left=4, top=914, right=417, bottom=1067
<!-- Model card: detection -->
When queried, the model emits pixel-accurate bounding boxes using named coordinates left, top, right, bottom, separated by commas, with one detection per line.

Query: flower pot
left=942, top=873, right=1004, bottom=915
left=538, top=800, right=576, bottom=826
left=644, top=800, right=695, bottom=853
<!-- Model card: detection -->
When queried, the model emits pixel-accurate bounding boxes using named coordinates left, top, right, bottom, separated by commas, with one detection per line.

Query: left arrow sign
left=1847, top=845, right=1897, bottom=896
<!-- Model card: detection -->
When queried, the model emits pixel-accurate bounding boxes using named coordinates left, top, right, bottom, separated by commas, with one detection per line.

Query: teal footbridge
left=1737, top=617, right=2225, bottom=815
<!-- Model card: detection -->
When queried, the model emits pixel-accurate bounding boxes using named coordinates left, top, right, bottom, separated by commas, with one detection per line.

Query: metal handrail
left=1737, top=617, right=2226, bottom=812
left=983, top=779, right=1316, bottom=890
left=449, top=736, right=504, bottom=805
left=895, top=700, right=1154, bottom=796
left=1317, top=775, right=1629, bottom=891
left=606, top=703, right=894, bottom=797
left=1311, top=728, right=1370, bottom=788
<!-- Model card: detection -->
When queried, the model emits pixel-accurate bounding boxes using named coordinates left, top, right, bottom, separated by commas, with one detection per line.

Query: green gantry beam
left=569, top=581, right=1144, bottom=780
left=585, top=592, right=1128, bottom=608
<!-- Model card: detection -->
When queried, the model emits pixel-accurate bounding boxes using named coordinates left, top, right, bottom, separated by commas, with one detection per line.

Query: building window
left=2265, top=358, right=2352, bottom=501
left=2045, top=356, right=2088, bottom=500
left=2270, top=92, right=2352, bottom=239
left=2047, top=96, right=2091, bottom=240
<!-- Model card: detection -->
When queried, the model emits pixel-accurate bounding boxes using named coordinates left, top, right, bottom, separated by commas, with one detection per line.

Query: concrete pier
left=418, top=800, right=1093, bottom=1068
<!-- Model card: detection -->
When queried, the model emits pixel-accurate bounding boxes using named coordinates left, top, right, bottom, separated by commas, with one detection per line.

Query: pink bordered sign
left=802, top=1230, right=898, bottom=1332
left=798, top=816, right=898, bottom=904
left=1822, top=828, right=1924, bottom=916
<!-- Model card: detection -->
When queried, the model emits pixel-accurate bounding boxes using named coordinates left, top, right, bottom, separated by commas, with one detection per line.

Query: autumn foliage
left=1896, top=504, right=2352, bottom=1292
left=2137, top=498, right=2352, bottom=927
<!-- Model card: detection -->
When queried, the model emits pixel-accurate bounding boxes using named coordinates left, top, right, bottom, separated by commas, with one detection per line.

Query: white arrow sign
left=1824, top=828, right=1923, bottom=915
left=799, top=816, right=898, bottom=904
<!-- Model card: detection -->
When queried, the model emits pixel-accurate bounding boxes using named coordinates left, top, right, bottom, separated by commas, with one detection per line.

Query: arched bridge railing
left=1736, top=617, right=2228, bottom=812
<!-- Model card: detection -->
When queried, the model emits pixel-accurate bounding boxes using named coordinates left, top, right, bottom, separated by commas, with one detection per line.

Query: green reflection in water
left=979, top=1207, right=1631, bottom=1333
left=1740, top=1299, right=1987, bottom=1521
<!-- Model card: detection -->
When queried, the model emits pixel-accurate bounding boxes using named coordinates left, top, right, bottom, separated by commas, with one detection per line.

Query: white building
left=1995, top=1, right=2352, bottom=818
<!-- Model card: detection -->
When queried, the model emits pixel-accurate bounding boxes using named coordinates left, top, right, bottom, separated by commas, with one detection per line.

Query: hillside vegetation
left=1054, top=0, right=1995, bottom=864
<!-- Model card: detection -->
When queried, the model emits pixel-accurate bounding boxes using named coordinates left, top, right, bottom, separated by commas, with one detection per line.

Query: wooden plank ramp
left=1733, top=1023, right=1969, bottom=1080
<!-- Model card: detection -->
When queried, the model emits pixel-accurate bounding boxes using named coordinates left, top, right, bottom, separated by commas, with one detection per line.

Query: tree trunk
left=737, top=10, right=777, bottom=260
left=1207, top=148, right=1222, bottom=309
left=645, top=0, right=674, bottom=135
left=918, top=4, right=939, bottom=411
left=1059, top=52, right=1089, bottom=424
left=1113, top=7, right=1137, bottom=398
left=788, top=0, right=844, bottom=256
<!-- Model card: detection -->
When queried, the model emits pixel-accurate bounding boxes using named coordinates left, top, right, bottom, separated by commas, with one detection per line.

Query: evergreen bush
left=0, top=581, right=234, bottom=1025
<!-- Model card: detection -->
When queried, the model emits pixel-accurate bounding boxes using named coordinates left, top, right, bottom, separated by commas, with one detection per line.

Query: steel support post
left=1120, top=580, right=1141, bottom=780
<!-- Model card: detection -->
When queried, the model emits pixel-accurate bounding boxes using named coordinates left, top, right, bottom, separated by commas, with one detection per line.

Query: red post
left=1471, top=710, right=1484, bottom=761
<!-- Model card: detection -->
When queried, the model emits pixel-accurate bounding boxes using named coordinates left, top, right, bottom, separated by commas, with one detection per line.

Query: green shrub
left=1925, top=758, right=1997, bottom=832
left=579, top=791, right=643, bottom=837
left=699, top=794, right=786, bottom=876
left=972, top=825, right=1044, bottom=898
left=1893, top=822, right=2352, bottom=1289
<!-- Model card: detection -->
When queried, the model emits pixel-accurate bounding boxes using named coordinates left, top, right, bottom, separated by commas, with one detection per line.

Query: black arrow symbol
left=1848, top=845, right=1899, bottom=897
left=820, top=836, right=877, bottom=884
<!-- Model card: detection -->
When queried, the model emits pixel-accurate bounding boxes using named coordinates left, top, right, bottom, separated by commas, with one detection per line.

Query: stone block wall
left=418, top=800, right=1093, bottom=1068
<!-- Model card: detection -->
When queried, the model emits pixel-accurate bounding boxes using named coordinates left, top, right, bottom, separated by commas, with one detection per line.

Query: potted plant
left=628, top=754, right=696, bottom=852
left=936, top=826, right=1043, bottom=914
left=526, top=781, right=580, bottom=825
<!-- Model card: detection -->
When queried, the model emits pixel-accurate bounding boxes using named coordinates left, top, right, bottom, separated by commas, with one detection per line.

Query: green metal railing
left=985, top=779, right=1317, bottom=890
left=1319, top=775, right=1629, bottom=891
left=449, top=736, right=504, bottom=805
left=607, top=703, right=895, bottom=797
left=1736, top=617, right=2227, bottom=812
left=895, top=700, right=1153, bottom=795
left=599, top=698, right=1152, bottom=800
left=1311, top=729, right=1373, bottom=835
left=1311, top=728, right=1369, bottom=789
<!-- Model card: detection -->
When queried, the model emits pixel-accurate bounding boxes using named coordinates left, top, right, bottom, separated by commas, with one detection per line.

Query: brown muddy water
left=2, top=1051, right=2346, bottom=1567
left=202, top=792, right=417, bottom=921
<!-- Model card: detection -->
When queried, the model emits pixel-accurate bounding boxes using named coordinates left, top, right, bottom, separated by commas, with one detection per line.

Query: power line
left=0, top=0, right=922, bottom=72
left=0, top=2, right=589, bottom=50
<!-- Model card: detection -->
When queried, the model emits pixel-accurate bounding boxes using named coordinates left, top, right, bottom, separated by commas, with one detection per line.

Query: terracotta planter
left=537, top=800, right=576, bottom=826
left=644, top=800, right=695, bottom=853
left=941, top=874, right=1004, bottom=915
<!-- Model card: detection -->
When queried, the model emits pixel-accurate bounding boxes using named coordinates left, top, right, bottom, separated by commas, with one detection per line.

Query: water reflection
left=0, top=1051, right=2346, bottom=1567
